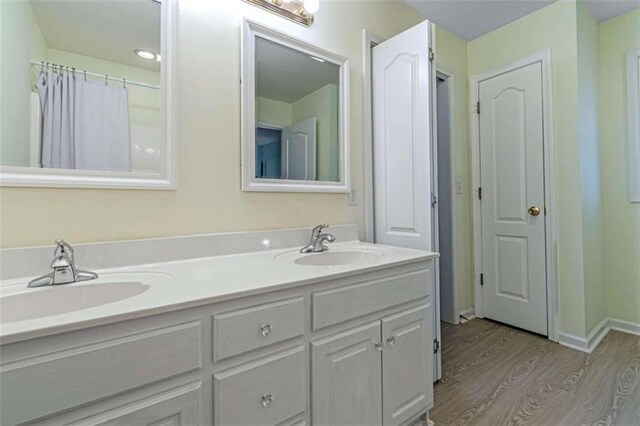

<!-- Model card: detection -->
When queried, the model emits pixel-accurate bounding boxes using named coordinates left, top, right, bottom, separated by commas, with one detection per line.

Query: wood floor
left=431, top=319, right=640, bottom=426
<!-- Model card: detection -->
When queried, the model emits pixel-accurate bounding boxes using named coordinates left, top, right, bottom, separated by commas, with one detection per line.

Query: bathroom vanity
left=0, top=230, right=437, bottom=425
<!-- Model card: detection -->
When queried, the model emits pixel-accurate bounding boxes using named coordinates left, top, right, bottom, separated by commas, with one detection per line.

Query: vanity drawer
left=0, top=321, right=202, bottom=425
left=312, top=268, right=431, bottom=330
left=213, top=297, right=304, bottom=361
left=213, top=346, right=306, bottom=426
left=30, top=381, right=202, bottom=426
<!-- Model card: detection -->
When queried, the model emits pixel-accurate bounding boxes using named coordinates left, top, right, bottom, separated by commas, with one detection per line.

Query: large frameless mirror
left=0, top=0, right=177, bottom=189
left=242, top=19, right=350, bottom=193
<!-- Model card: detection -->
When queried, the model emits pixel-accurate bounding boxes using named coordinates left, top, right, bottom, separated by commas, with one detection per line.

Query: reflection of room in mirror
left=254, top=36, right=340, bottom=182
left=256, top=125, right=283, bottom=179
left=1, top=0, right=162, bottom=173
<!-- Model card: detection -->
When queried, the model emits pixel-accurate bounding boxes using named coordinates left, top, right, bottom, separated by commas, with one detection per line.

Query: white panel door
left=282, top=117, right=316, bottom=180
left=372, top=21, right=432, bottom=250
left=479, top=62, right=547, bottom=335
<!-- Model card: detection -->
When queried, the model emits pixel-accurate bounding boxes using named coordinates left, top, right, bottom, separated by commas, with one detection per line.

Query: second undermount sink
left=0, top=272, right=172, bottom=323
left=294, top=250, right=381, bottom=266
left=275, top=246, right=384, bottom=267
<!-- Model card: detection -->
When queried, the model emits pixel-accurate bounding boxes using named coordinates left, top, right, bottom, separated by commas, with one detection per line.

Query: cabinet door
left=381, top=305, right=432, bottom=425
left=311, top=322, right=382, bottom=426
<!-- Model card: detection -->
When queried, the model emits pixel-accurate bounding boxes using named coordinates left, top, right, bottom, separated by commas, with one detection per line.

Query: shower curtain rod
left=31, top=61, right=160, bottom=90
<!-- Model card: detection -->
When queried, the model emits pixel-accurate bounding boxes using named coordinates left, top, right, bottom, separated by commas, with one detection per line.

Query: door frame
left=433, top=65, right=459, bottom=325
left=256, top=122, right=284, bottom=179
left=362, top=29, right=386, bottom=243
left=469, top=50, right=558, bottom=342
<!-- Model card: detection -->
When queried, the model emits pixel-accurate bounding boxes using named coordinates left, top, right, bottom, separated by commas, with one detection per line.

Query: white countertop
left=0, top=241, right=438, bottom=344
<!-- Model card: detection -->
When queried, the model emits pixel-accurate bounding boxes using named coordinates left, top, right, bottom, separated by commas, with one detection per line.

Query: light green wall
left=0, top=0, right=48, bottom=166
left=434, top=26, right=474, bottom=316
left=577, top=1, right=607, bottom=333
left=0, top=0, right=424, bottom=248
left=468, top=2, right=640, bottom=335
left=599, top=9, right=640, bottom=324
left=468, top=0, right=589, bottom=337
left=292, top=84, right=339, bottom=182
left=256, top=97, right=292, bottom=127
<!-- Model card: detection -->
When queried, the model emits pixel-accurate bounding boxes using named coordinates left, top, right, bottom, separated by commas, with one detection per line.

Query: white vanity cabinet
left=312, top=305, right=432, bottom=426
left=0, top=257, right=434, bottom=426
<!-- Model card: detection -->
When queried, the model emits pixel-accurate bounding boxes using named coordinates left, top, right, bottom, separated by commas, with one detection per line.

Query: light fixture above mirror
left=243, top=0, right=319, bottom=27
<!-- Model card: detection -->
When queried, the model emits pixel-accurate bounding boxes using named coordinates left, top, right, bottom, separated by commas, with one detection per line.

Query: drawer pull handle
left=387, top=336, right=396, bottom=346
left=375, top=342, right=384, bottom=352
left=260, top=323, right=273, bottom=337
left=262, top=393, right=274, bottom=407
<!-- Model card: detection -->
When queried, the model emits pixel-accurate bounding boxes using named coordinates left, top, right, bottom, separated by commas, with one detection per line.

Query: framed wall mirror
left=242, top=19, right=350, bottom=193
left=0, top=0, right=178, bottom=189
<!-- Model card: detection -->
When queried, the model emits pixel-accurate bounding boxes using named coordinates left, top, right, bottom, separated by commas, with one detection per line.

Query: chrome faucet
left=28, top=239, right=98, bottom=288
left=300, top=224, right=336, bottom=253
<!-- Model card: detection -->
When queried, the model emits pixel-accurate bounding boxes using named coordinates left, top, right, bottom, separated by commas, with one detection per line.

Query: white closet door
left=281, top=117, right=316, bottom=180
left=478, top=61, right=547, bottom=335
left=372, top=21, right=432, bottom=250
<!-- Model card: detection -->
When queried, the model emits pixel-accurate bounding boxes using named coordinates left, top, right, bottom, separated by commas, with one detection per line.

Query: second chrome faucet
left=300, top=224, right=336, bottom=253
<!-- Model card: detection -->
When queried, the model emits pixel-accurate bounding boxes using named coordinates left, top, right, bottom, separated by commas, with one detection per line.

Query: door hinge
left=433, top=339, right=440, bottom=353
left=478, top=187, right=482, bottom=200
left=476, top=101, right=480, bottom=114
left=480, top=273, right=484, bottom=286
left=431, top=193, right=438, bottom=207
left=429, top=47, right=435, bottom=62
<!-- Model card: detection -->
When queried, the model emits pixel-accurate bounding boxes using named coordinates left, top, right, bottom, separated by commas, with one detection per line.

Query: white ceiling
left=30, top=0, right=160, bottom=72
left=256, top=37, right=340, bottom=104
left=584, top=0, right=640, bottom=22
left=405, top=0, right=640, bottom=41
left=405, top=0, right=555, bottom=41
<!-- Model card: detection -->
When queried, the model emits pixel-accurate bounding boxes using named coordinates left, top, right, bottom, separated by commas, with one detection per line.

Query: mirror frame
left=241, top=19, right=350, bottom=193
left=0, top=0, right=178, bottom=190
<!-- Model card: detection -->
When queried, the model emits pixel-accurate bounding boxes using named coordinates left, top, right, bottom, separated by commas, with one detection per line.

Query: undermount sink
left=0, top=272, right=171, bottom=323
left=295, top=250, right=381, bottom=266
left=275, top=247, right=384, bottom=267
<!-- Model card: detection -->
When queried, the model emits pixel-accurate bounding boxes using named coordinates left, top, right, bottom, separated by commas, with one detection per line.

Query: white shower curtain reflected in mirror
left=37, top=70, right=132, bottom=172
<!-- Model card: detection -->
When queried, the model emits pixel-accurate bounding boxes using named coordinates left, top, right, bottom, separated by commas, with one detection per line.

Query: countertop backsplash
left=0, top=224, right=360, bottom=282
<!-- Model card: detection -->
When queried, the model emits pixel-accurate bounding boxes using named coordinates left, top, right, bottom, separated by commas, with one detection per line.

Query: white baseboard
left=459, top=307, right=476, bottom=321
left=558, top=331, right=590, bottom=353
left=609, top=317, right=640, bottom=336
left=559, top=317, right=640, bottom=353
left=586, top=317, right=611, bottom=352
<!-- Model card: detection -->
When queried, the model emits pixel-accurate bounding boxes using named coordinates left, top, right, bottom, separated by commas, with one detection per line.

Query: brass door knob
left=528, top=206, right=541, bottom=216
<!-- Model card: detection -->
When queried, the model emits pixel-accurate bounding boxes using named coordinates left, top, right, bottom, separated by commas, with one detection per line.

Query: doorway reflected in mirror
left=256, top=125, right=282, bottom=179
left=254, top=36, right=339, bottom=182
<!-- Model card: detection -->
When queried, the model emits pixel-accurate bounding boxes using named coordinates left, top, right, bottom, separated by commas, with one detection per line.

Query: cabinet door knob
left=387, top=336, right=396, bottom=346
left=260, top=323, right=272, bottom=337
left=262, top=393, right=274, bottom=407
left=374, top=342, right=384, bottom=352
